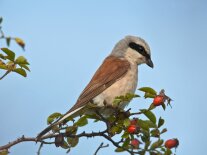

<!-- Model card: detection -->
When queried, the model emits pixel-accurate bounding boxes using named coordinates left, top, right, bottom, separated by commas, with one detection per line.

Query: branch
left=0, top=129, right=108, bottom=151
left=0, top=135, right=36, bottom=150
left=0, top=134, right=55, bottom=151
left=0, top=108, right=164, bottom=154
left=94, top=142, right=109, bottom=155
left=0, top=129, right=138, bottom=155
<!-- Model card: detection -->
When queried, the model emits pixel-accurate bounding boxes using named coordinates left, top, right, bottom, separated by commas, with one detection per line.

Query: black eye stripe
left=128, top=42, right=150, bottom=59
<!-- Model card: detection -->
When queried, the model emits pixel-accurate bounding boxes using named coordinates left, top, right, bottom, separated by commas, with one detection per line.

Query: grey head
left=111, top=35, right=154, bottom=68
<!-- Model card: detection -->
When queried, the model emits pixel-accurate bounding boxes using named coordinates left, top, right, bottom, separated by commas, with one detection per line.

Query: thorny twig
left=94, top=142, right=109, bottom=155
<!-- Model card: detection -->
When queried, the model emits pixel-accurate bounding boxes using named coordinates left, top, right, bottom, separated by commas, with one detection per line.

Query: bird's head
left=111, top=35, right=154, bottom=68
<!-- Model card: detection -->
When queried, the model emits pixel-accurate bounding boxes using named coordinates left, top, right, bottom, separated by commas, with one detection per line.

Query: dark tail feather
left=36, top=123, right=57, bottom=139
left=37, top=106, right=84, bottom=139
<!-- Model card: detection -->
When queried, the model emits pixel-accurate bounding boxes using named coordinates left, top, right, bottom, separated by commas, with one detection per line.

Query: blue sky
left=0, top=0, right=207, bottom=155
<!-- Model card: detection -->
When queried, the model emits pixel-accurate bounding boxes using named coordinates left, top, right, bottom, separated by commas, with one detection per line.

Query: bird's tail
left=37, top=106, right=83, bottom=139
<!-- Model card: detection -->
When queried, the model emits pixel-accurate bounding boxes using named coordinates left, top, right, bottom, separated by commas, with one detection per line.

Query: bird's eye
left=128, top=42, right=150, bottom=59
left=129, top=42, right=145, bottom=52
left=138, top=46, right=144, bottom=52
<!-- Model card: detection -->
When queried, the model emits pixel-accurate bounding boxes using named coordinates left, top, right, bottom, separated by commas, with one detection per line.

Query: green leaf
left=150, top=139, right=163, bottom=149
left=161, top=128, right=167, bottom=134
left=60, top=141, right=69, bottom=149
left=122, top=138, right=130, bottom=148
left=47, top=112, right=62, bottom=125
left=85, top=114, right=99, bottom=120
left=144, top=93, right=156, bottom=99
left=161, top=147, right=166, bottom=152
left=139, top=87, right=157, bottom=95
left=0, top=53, right=6, bottom=60
left=113, top=93, right=139, bottom=106
left=108, top=115, right=116, bottom=123
left=113, top=98, right=122, bottom=106
left=67, top=137, right=79, bottom=147
left=141, top=110, right=156, bottom=124
left=150, top=152, right=162, bottom=155
left=6, top=37, right=11, bottom=47
left=65, top=126, right=77, bottom=134
left=75, top=116, right=88, bottom=127
left=138, top=120, right=149, bottom=130
left=141, top=129, right=150, bottom=143
left=15, top=56, right=29, bottom=65
left=158, top=117, right=165, bottom=128
left=15, top=37, right=25, bottom=50
left=123, top=118, right=130, bottom=127
left=0, top=64, right=7, bottom=70
left=110, top=126, right=120, bottom=134
left=148, top=103, right=156, bottom=111
left=138, top=119, right=157, bottom=130
left=122, top=132, right=129, bottom=139
left=115, top=147, right=125, bottom=152
left=125, top=93, right=140, bottom=99
left=1, top=48, right=15, bottom=61
left=19, top=64, right=30, bottom=71
left=164, top=148, right=172, bottom=155
left=162, top=103, right=166, bottom=111
left=13, top=68, right=27, bottom=77
left=150, top=129, right=160, bottom=137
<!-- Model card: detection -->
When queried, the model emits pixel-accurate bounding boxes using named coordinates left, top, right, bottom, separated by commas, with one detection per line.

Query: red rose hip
left=131, top=139, right=140, bottom=149
left=130, top=118, right=138, bottom=125
left=153, top=95, right=164, bottom=106
left=127, top=125, right=137, bottom=134
left=165, top=138, right=179, bottom=149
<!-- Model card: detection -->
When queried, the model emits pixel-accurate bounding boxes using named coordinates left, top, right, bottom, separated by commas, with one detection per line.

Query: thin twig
left=100, top=133, right=134, bottom=155
left=130, top=111, right=143, bottom=116
left=0, top=70, right=11, bottom=80
left=37, top=142, right=43, bottom=155
left=94, top=142, right=109, bottom=155
left=0, top=27, right=5, bottom=38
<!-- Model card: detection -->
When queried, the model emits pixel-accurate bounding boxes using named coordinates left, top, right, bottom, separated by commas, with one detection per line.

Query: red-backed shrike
left=37, top=35, right=153, bottom=138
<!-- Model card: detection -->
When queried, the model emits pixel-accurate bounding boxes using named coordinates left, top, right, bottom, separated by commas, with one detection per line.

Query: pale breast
left=93, top=62, right=138, bottom=108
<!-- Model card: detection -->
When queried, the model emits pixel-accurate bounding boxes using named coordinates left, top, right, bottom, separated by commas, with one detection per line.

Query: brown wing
left=67, top=55, right=130, bottom=113
left=36, top=56, right=130, bottom=139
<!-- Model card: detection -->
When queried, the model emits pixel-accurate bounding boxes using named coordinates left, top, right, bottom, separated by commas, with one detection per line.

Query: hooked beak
left=146, top=59, right=154, bottom=68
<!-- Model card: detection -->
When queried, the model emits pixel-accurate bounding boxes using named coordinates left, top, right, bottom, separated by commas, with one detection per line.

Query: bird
left=37, top=35, right=153, bottom=139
